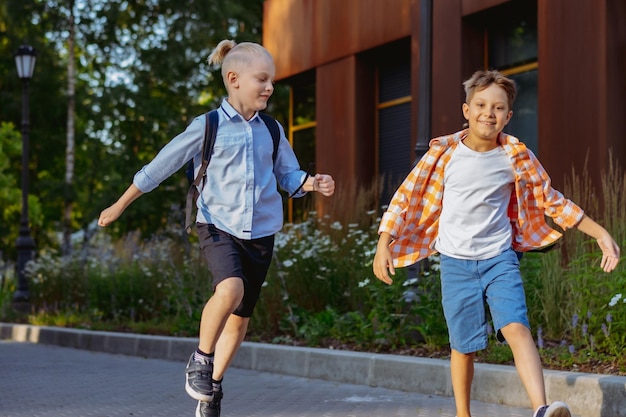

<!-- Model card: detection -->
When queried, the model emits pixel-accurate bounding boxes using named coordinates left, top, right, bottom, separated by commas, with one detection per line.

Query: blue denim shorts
left=439, top=248, right=530, bottom=354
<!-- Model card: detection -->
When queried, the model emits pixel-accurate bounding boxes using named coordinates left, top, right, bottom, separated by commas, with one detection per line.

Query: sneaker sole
left=185, top=376, right=213, bottom=402
left=545, top=401, right=571, bottom=417
left=196, top=400, right=220, bottom=417
left=195, top=401, right=204, bottom=417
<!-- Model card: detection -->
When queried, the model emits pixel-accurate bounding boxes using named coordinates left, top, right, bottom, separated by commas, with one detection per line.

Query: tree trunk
left=62, top=0, right=76, bottom=256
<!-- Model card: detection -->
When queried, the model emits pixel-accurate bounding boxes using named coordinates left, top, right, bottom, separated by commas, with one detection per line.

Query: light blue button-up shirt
left=133, top=99, right=307, bottom=239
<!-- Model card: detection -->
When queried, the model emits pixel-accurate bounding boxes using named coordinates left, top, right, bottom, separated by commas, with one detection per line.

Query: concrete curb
left=1, top=323, right=624, bottom=417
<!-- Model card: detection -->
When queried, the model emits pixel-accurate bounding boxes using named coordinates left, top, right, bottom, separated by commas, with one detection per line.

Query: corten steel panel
left=263, top=0, right=316, bottom=80
left=606, top=0, right=626, bottom=166
left=311, top=56, right=377, bottom=198
left=354, top=60, right=376, bottom=183
left=431, top=0, right=466, bottom=137
left=263, top=0, right=411, bottom=81
left=315, top=57, right=359, bottom=190
left=538, top=0, right=609, bottom=191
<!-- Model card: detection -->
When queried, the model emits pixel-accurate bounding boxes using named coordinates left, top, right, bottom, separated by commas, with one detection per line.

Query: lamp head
left=14, top=45, right=37, bottom=80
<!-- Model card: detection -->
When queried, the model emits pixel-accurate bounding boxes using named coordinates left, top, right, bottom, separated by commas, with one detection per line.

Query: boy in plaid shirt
left=373, top=70, right=620, bottom=417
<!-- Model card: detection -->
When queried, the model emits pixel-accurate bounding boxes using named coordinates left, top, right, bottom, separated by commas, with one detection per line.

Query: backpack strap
left=201, top=109, right=219, bottom=166
left=185, top=110, right=218, bottom=234
left=258, top=112, right=280, bottom=163
left=258, top=113, right=311, bottom=199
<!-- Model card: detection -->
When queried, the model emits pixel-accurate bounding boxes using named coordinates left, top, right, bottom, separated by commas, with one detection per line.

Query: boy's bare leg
left=213, top=314, right=249, bottom=380
left=500, top=322, right=546, bottom=410
left=450, top=349, right=475, bottom=417
left=198, top=277, right=245, bottom=355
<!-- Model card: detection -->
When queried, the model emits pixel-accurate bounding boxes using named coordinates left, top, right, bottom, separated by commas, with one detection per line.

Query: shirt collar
left=220, top=98, right=261, bottom=123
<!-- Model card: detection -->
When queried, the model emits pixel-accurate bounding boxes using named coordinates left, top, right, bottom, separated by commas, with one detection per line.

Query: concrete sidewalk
left=1, top=340, right=534, bottom=417
left=1, top=323, right=624, bottom=417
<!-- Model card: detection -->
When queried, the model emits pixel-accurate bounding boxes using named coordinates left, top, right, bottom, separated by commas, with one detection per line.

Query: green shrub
left=1, top=156, right=625, bottom=372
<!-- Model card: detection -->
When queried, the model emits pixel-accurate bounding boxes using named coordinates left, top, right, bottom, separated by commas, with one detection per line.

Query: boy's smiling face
left=463, top=83, right=513, bottom=146
left=227, top=55, right=276, bottom=120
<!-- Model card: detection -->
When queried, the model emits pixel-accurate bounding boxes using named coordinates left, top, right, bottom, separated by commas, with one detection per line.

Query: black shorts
left=197, top=223, right=274, bottom=317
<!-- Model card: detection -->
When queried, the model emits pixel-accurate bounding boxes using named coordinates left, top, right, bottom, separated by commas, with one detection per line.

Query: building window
left=485, top=0, right=539, bottom=153
left=288, top=79, right=316, bottom=222
left=501, top=68, right=538, bottom=152
left=376, top=43, right=412, bottom=206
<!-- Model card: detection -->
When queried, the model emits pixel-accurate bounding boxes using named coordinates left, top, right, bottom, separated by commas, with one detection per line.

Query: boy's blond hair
left=463, top=70, right=517, bottom=109
left=207, top=40, right=273, bottom=80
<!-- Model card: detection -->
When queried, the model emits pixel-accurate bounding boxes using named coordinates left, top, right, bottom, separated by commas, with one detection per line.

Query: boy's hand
left=98, top=204, right=124, bottom=227
left=576, top=215, right=620, bottom=273
left=97, top=184, right=143, bottom=228
left=597, top=234, right=620, bottom=272
left=373, top=234, right=395, bottom=285
left=312, top=174, right=335, bottom=197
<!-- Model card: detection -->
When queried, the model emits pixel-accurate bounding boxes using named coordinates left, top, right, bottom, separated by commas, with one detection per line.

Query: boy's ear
left=226, top=70, right=239, bottom=88
left=462, top=102, right=470, bottom=119
left=505, top=110, right=513, bottom=124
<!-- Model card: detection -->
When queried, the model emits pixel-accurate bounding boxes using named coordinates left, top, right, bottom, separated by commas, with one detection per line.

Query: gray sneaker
left=185, top=353, right=213, bottom=401
left=535, top=401, right=572, bottom=417
left=196, top=390, right=223, bottom=417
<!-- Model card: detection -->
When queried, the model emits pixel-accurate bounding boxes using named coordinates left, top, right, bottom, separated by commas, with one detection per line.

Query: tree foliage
left=0, top=0, right=267, bottom=260
left=0, top=121, right=43, bottom=258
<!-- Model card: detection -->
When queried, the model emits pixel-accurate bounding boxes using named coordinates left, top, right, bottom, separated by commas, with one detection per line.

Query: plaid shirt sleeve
left=507, top=138, right=584, bottom=251
left=379, top=136, right=457, bottom=267
left=378, top=156, right=429, bottom=240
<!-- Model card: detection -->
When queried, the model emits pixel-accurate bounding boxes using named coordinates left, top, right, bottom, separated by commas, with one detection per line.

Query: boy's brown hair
left=463, top=70, right=517, bottom=109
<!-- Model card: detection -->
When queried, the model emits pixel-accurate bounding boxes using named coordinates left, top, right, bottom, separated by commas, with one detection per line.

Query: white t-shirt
left=434, top=141, right=516, bottom=260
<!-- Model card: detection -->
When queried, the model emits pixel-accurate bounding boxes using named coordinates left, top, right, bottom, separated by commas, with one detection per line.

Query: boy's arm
left=98, top=184, right=144, bottom=227
left=526, top=149, right=585, bottom=230
left=373, top=232, right=395, bottom=285
left=576, top=215, right=621, bottom=272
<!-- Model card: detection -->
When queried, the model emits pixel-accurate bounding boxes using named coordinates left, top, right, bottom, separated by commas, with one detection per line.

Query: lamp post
left=13, top=44, right=37, bottom=304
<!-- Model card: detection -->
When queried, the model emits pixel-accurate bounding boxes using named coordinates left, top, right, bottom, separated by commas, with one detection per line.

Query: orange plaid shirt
left=379, top=129, right=584, bottom=268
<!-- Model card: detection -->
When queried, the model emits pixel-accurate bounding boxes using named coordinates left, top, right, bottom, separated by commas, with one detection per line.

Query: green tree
left=78, top=0, right=268, bottom=237
left=0, top=0, right=67, bottom=257
left=0, top=122, right=43, bottom=258
left=0, top=0, right=270, bottom=259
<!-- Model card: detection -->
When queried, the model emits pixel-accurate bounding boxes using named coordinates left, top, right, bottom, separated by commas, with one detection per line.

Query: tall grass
left=21, top=225, right=210, bottom=335
left=524, top=154, right=626, bottom=356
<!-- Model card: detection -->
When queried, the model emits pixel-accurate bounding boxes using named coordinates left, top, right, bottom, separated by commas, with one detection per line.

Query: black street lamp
left=13, top=44, right=37, bottom=304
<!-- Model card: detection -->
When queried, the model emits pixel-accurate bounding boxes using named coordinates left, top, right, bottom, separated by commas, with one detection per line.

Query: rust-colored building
left=263, top=0, right=626, bottom=213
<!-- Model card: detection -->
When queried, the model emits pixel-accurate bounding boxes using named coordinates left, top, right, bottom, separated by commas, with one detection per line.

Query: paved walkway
left=0, top=341, right=546, bottom=417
